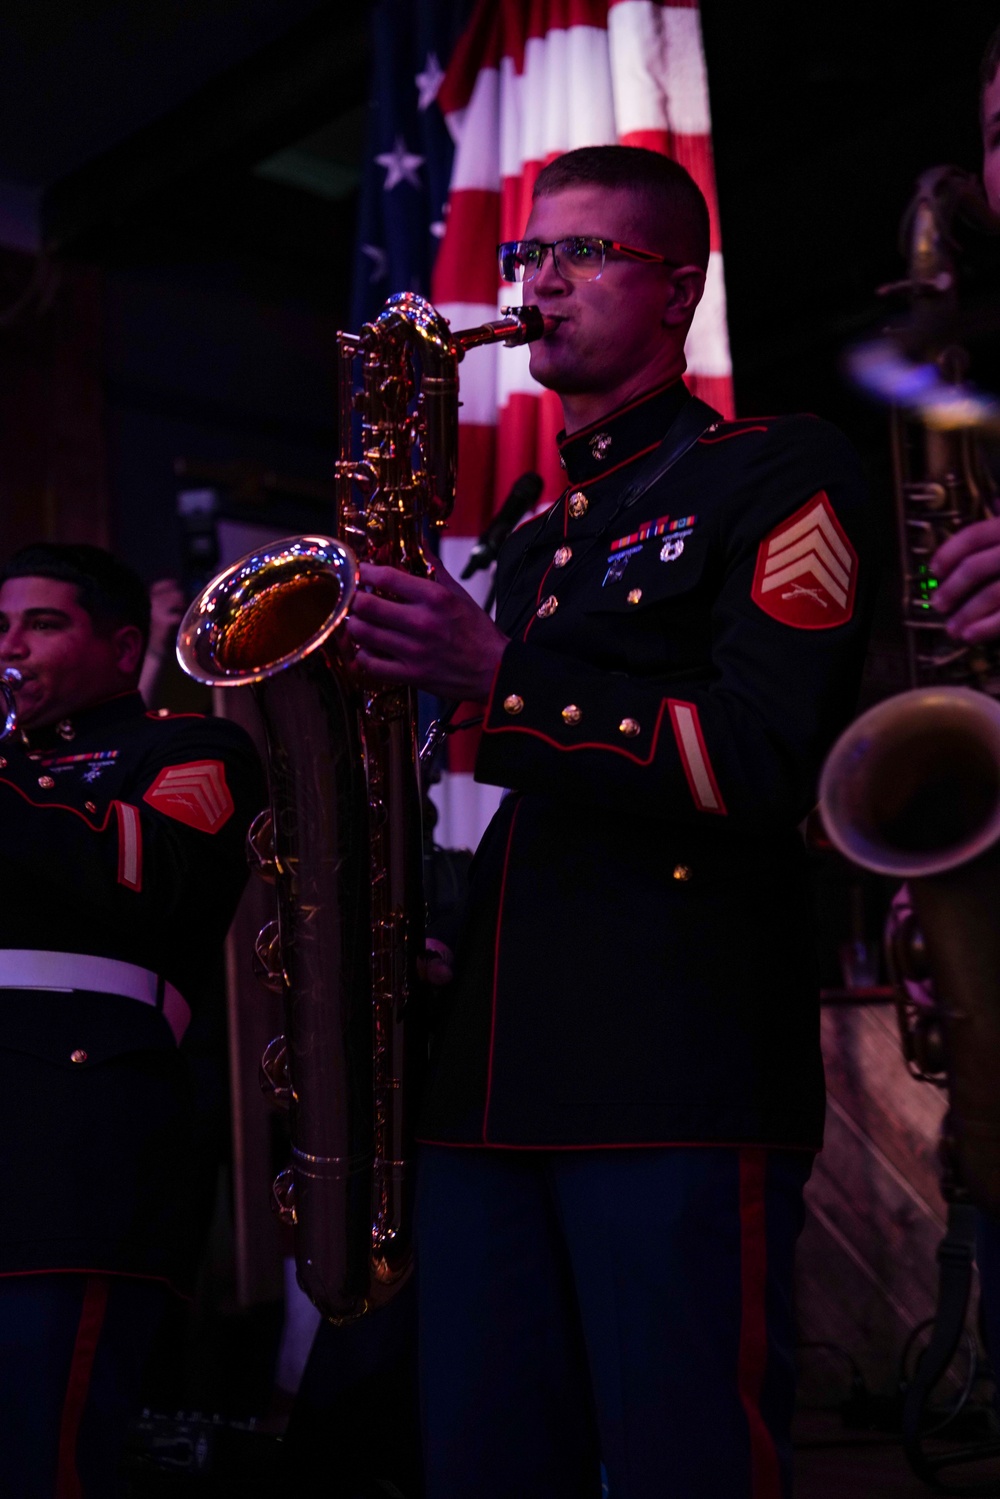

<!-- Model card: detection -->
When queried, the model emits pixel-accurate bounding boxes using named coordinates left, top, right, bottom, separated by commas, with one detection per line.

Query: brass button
left=568, top=491, right=588, bottom=519
left=503, top=694, right=524, bottom=715
left=561, top=704, right=582, bottom=725
left=157, top=708, right=170, bottom=717
left=673, top=864, right=693, bottom=882
left=626, top=588, right=643, bottom=605
left=85, top=800, right=97, bottom=814
left=619, top=718, right=641, bottom=737
left=70, top=1049, right=88, bottom=1064
left=37, top=775, right=55, bottom=789
left=536, top=595, right=559, bottom=619
left=553, top=545, right=572, bottom=568
left=0, top=757, right=6, bottom=769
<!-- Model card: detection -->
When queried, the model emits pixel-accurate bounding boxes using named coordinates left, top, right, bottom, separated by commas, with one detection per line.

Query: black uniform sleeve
left=475, top=418, right=877, bottom=829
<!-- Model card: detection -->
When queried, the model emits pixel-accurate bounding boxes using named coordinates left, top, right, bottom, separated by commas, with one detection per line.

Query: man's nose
left=0, top=627, right=27, bottom=659
left=531, top=244, right=569, bottom=295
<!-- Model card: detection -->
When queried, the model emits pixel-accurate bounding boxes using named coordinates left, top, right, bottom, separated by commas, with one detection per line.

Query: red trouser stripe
left=738, top=1149, right=782, bottom=1498
left=56, top=1275, right=110, bottom=1499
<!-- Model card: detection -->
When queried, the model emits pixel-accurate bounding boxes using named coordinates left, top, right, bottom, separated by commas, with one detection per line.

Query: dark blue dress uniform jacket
left=418, top=379, right=876, bottom=1151
left=0, top=692, right=265, bottom=1293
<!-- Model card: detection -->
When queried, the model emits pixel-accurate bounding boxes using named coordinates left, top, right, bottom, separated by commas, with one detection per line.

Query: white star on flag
left=416, top=52, right=445, bottom=111
left=361, top=244, right=388, bottom=283
left=375, top=135, right=425, bottom=192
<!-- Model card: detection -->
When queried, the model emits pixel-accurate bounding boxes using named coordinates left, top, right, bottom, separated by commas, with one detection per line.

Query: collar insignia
left=589, top=431, right=612, bottom=461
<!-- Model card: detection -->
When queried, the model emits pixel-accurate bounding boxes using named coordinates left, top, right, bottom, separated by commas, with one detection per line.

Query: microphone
left=460, top=471, right=544, bottom=579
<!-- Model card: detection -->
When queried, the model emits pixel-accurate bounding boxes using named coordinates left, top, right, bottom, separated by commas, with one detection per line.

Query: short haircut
left=0, top=543, right=151, bottom=647
left=533, top=145, right=711, bottom=271
left=981, top=23, right=1000, bottom=107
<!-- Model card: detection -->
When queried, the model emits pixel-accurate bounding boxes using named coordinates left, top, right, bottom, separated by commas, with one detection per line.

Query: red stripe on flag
left=686, top=373, right=734, bottom=420
left=620, top=129, right=722, bottom=254
left=495, top=390, right=564, bottom=515
left=433, top=189, right=504, bottom=307
left=452, top=423, right=498, bottom=537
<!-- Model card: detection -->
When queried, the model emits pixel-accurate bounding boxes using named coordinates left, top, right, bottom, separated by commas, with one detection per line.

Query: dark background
left=0, top=1, right=997, bottom=590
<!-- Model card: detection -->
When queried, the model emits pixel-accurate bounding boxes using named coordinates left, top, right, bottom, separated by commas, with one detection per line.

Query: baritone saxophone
left=177, top=293, right=549, bottom=1320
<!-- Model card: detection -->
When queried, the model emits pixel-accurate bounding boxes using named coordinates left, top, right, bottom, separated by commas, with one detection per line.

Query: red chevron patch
left=751, top=492, right=857, bottom=629
left=143, top=760, right=235, bottom=834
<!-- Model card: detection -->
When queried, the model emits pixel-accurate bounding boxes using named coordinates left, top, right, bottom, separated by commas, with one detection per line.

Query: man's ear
left=113, top=624, right=145, bottom=679
left=662, top=265, right=706, bottom=328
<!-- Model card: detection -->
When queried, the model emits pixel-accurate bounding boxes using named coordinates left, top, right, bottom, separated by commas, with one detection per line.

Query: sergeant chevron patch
left=751, top=492, right=857, bottom=629
left=143, top=760, right=235, bottom=834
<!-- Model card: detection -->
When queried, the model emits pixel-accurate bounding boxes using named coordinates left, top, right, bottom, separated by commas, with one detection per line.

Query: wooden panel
left=796, top=1001, right=976, bottom=1401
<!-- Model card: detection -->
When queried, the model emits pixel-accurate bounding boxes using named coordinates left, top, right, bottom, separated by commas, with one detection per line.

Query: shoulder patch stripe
left=762, top=528, right=850, bottom=595
left=668, top=700, right=727, bottom=816
left=763, top=500, right=852, bottom=572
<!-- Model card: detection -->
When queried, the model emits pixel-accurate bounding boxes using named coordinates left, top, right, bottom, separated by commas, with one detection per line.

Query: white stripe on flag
left=513, top=27, right=617, bottom=169
left=672, top=704, right=721, bottom=812
left=428, top=770, right=505, bottom=853
left=609, top=3, right=712, bottom=136
left=440, top=535, right=495, bottom=609
left=685, top=251, right=732, bottom=378
left=449, top=67, right=502, bottom=191
left=437, top=301, right=505, bottom=426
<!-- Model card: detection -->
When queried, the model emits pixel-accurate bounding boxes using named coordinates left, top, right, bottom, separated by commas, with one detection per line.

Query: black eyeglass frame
left=497, top=236, right=677, bottom=284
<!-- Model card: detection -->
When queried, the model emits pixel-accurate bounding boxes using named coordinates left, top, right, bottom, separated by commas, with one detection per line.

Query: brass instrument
left=821, top=167, right=1000, bottom=1211
left=177, top=293, right=547, bottom=1321
left=0, top=668, right=19, bottom=740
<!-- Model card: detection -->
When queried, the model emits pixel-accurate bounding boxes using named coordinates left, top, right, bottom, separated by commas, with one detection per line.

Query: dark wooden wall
left=796, top=1000, right=967, bottom=1405
left=0, top=248, right=110, bottom=553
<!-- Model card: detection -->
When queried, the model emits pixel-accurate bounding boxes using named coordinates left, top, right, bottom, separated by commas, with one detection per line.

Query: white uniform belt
left=0, top=949, right=191, bottom=1044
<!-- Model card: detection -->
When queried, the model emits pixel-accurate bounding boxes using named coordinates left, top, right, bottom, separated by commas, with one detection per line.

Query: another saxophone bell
left=176, top=534, right=358, bottom=687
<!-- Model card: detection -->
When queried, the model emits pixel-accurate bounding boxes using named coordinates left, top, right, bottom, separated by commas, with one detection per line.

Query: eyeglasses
left=497, top=236, right=676, bottom=284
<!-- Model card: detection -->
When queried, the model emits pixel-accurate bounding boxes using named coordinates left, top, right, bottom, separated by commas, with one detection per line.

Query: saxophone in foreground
left=821, top=168, right=1000, bottom=1211
left=178, top=293, right=548, bottom=1320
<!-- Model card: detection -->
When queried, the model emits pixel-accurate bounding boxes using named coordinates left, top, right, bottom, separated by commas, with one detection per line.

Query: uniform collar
left=557, top=378, right=691, bottom=486
left=18, top=690, right=145, bottom=752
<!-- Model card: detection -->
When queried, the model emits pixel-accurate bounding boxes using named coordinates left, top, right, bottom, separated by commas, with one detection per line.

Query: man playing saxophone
left=931, top=24, right=1000, bottom=642
left=346, top=144, right=876, bottom=1498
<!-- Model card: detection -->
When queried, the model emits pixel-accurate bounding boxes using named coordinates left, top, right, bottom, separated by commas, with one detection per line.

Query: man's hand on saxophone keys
left=932, top=516, right=1000, bottom=643
left=346, top=560, right=509, bottom=702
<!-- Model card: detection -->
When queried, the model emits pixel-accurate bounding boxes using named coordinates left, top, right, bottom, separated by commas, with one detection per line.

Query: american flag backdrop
left=352, top=0, right=734, bottom=851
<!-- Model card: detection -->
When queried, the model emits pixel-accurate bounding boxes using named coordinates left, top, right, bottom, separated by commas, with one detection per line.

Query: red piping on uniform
left=0, top=1265, right=190, bottom=1298
left=521, top=556, right=559, bottom=643
left=738, top=1148, right=783, bottom=1499
left=55, top=1274, right=109, bottom=1499
left=559, top=436, right=665, bottom=491
left=698, top=426, right=769, bottom=444
left=0, top=777, right=111, bottom=830
left=558, top=376, right=685, bottom=444
left=483, top=698, right=668, bottom=766
left=482, top=799, right=521, bottom=1142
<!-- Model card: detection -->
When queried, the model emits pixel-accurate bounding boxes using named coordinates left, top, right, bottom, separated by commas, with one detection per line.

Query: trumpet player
left=347, top=145, right=876, bottom=1499
left=0, top=544, right=264, bottom=1498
